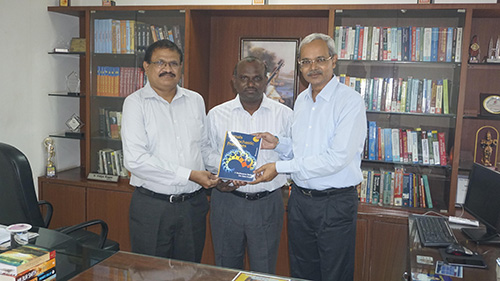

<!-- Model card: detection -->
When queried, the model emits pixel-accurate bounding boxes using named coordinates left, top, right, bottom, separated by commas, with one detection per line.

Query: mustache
left=307, top=70, right=323, bottom=76
left=159, top=71, right=175, bottom=78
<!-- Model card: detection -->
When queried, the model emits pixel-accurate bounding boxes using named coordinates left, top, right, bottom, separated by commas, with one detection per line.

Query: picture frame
left=240, top=38, right=299, bottom=109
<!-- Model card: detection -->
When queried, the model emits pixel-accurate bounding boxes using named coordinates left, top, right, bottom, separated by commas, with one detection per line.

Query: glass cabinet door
left=333, top=9, right=466, bottom=211
left=89, top=9, right=185, bottom=177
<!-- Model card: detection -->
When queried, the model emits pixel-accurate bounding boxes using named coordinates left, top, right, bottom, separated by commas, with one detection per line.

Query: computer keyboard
left=414, top=215, right=457, bottom=247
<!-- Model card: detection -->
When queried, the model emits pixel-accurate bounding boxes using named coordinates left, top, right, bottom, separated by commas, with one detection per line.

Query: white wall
left=0, top=0, right=80, bottom=193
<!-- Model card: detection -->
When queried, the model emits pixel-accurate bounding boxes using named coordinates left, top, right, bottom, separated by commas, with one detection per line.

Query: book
left=0, top=258, right=55, bottom=281
left=0, top=245, right=55, bottom=277
left=422, top=174, right=433, bottom=209
left=217, top=131, right=261, bottom=182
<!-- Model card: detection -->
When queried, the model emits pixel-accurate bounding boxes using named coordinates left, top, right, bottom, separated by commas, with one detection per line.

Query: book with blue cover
left=217, top=131, right=261, bottom=182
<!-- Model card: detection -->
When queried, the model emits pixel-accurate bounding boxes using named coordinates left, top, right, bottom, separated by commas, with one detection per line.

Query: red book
left=411, top=26, right=417, bottom=61
left=377, top=127, right=383, bottom=160
left=437, top=27, right=447, bottom=62
left=438, top=132, right=447, bottom=166
left=402, top=129, right=409, bottom=163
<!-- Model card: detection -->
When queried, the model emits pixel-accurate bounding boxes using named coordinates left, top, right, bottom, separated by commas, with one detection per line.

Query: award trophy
left=44, top=137, right=56, bottom=177
left=469, top=35, right=480, bottom=63
left=486, top=36, right=500, bottom=63
left=66, top=71, right=80, bottom=96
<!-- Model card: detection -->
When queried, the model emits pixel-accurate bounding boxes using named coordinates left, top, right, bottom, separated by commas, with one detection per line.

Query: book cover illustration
left=217, top=131, right=261, bottom=182
left=0, top=245, right=55, bottom=276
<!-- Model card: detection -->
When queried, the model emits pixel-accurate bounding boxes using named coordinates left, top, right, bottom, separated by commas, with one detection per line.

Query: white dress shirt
left=275, top=75, right=367, bottom=190
left=206, top=94, right=293, bottom=193
left=121, top=82, right=210, bottom=195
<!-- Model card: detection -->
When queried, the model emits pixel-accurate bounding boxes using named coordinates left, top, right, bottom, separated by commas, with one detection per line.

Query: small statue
left=480, top=131, right=498, bottom=167
left=469, top=35, right=480, bottom=63
left=43, top=137, right=56, bottom=177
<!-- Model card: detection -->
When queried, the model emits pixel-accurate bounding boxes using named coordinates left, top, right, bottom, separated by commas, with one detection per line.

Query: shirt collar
left=305, top=75, right=338, bottom=102
left=142, top=82, right=184, bottom=101
left=230, top=93, right=270, bottom=111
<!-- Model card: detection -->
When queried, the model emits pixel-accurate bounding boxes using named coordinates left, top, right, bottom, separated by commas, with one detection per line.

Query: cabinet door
left=354, top=218, right=368, bottom=281
left=334, top=8, right=466, bottom=213
left=39, top=181, right=86, bottom=229
left=87, top=188, right=133, bottom=251
left=89, top=10, right=185, bottom=176
left=368, top=219, right=408, bottom=281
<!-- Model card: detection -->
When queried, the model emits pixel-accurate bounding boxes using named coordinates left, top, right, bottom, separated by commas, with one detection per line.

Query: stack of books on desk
left=0, top=245, right=56, bottom=281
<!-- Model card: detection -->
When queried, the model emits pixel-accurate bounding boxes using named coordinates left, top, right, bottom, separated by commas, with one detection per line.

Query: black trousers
left=288, top=184, right=358, bottom=281
left=129, top=187, right=209, bottom=262
left=210, top=188, right=284, bottom=274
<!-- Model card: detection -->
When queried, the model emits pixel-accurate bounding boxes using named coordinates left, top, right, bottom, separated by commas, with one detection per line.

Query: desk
left=69, top=251, right=307, bottom=281
left=28, top=227, right=113, bottom=281
left=408, top=215, right=500, bottom=280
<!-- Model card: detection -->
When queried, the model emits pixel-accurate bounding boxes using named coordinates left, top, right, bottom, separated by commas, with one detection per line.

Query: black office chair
left=0, top=142, right=119, bottom=251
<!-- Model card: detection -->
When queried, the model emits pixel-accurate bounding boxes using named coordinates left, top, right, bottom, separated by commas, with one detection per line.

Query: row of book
left=0, top=245, right=55, bottom=281
left=96, top=66, right=145, bottom=97
left=94, top=19, right=182, bottom=54
left=334, top=25, right=463, bottom=63
left=365, top=122, right=448, bottom=166
left=338, top=75, right=450, bottom=114
left=358, top=167, right=434, bottom=209
left=97, top=148, right=128, bottom=177
left=99, top=108, right=122, bottom=140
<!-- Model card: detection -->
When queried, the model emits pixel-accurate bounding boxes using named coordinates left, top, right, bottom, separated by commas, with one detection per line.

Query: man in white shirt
left=121, top=39, right=219, bottom=262
left=252, top=33, right=367, bottom=281
left=204, top=57, right=293, bottom=274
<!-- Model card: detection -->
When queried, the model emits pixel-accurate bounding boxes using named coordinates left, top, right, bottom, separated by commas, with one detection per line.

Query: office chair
left=0, top=142, right=119, bottom=251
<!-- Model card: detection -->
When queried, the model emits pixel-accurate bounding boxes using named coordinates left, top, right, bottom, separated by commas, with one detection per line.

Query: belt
left=137, top=186, right=204, bottom=203
left=292, top=183, right=355, bottom=197
left=231, top=189, right=277, bottom=201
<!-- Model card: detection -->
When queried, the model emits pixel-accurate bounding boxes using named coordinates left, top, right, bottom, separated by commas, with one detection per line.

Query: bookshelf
left=40, top=4, right=500, bottom=281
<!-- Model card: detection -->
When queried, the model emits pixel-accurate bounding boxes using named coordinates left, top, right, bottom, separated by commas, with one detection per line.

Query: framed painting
left=240, top=38, right=299, bottom=109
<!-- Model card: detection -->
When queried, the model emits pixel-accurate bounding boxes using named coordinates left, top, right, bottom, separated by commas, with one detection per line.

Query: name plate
left=87, top=173, right=119, bottom=182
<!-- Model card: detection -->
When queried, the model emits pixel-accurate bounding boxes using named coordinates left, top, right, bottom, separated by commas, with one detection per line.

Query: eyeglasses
left=149, top=60, right=181, bottom=69
left=298, top=56, right=333, bottom=68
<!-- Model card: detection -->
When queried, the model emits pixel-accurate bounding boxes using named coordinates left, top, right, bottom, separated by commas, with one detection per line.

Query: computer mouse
left=445, top=243, right=474, bottom=256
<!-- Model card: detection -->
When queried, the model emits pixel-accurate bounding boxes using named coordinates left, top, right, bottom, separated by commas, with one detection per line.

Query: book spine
left=455, top=27, right=463, bottom=63
left=438, top=132, right=447, bottom=166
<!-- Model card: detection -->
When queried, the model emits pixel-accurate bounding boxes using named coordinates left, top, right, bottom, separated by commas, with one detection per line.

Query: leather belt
left=231, top=189, right=277, bottom=201
left=137, top=186, right=204, bottom=203
left=292, top=183, right=355, bottom=197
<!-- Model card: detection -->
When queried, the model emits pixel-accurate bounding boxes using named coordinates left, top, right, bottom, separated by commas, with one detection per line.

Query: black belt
left=137, top=186, right=204, bottom=203
left=292, top=183, right=355, bottom=197
left=231, top=189, right=277, bottom=201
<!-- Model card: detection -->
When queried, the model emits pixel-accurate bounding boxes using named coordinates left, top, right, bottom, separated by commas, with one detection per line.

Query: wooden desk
left=408, top=215, right=500, bottom=280
left=69, top=251, right=307, bottom=281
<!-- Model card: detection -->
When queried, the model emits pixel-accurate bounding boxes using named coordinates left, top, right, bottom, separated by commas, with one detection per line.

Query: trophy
left=66, top=71, right=80, bottom=96
left=44, top=137, right=56, bottom=177
left=469, top=35, right=480, bottom=63
left=486, top=36, right=500, bottom=63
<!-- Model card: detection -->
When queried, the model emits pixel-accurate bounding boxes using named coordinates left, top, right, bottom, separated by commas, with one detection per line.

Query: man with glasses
left=121, top=39, right=219, bottom=262
left=204, top=57, right=292, bottom=274
left=252, top=33, right=367, bottom=281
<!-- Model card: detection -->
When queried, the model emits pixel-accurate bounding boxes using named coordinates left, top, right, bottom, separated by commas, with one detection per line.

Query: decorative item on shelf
left=59, top=0, right=70, bottom=6
left=66, top=71, right=80, bottom=95
left=479, top=93, right=500, bottom=118
left=102, top=0, right=116, bottom=6
left=65, top=114, right=84, bottom=138
left=486, top=36, right=500, bottom=63
left=69, top=38, right=86, bottom=53
left=43, top=137, right=56, bottom=177
left=474, top=126, right=499, bottom=167
left=469, top=35, right=480, bottom=63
